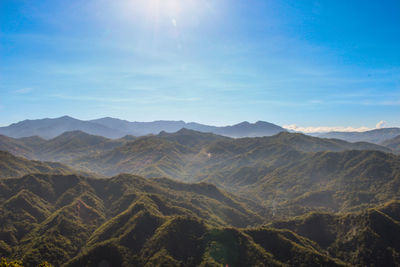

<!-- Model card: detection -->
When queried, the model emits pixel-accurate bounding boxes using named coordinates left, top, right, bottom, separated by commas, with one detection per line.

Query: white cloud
left=376, top=120, right=388, bottom=128
left=283, top=124, right=372, bottom=133
left=172, top=18, right=177, bottom=27
left=284, top=120, right=394, bottom=133
left=15, top=88, right=33, bottom=94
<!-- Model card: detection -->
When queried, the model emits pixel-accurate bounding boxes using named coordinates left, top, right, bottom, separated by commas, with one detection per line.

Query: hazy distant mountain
left=317, top=127, right=400, bottom=144
left=214, top=120, right=286, bottom=137
left=0, top=116, right=125, bottom=139
left=0, top=116, right=286, bottom=139
left=91, top=117, right=286, bottom=138
left=0, top=150, right=77, bottom=178
left=0, top=130, right=132, bottom=163
left=382, top=134, right=400, bottom=152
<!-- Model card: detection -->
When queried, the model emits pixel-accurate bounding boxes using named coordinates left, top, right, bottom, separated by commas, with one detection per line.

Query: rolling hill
left=0, top=150, right=78, bottom=178
left=382, top=135, right=400, bottom=152
left=0, top=129, right=396, bottom=217
left=0, top=131, right=132, bottom=163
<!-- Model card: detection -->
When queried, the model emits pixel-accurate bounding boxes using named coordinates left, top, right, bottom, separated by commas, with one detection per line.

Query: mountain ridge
left=0, top=116, right=286, bottom=139
left=317, top=127, right=400, bottom=144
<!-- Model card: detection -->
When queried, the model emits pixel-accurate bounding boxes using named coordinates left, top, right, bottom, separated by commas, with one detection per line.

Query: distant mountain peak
left=59, top=115, right=75, bottom=120
left=0, top=117, right=287, bottom=139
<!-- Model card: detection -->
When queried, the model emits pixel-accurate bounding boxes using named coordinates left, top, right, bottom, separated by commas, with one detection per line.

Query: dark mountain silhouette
left=318, top=127, right=400, bottom=144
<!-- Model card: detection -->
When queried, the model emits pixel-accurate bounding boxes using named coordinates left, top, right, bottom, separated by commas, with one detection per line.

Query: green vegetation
left=1, top=130, right=400, bottom=266
left=1, top=173, right=400, bottom=266
left=0, top=258, right=52, bottom=267
left=270, top=201, right=400, bottom=266
left=0, top=151, right=77, bottom=178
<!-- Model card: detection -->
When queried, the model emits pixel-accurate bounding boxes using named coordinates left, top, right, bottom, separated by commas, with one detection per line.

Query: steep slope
left=0, top=173, right=349, bottom=267
left=318, top=127, right=400, bottom=144
left=244, top=150, right=400, bottom=215
left=0, top=135, right=34, bottom=159
left=0, top=173, right=269, bottom=266
left=270, top=201, right=400, bottom=267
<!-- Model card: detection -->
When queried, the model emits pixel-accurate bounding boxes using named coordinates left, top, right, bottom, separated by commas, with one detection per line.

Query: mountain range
left=317, top=128, right=400, bottom=144
left=2, top=116, right=400, bottom=145
left=0, top=116, right=286, bottom=139
left=0, top=129, right=397, bottom=217
left=1, top=120, right=400, bottom=266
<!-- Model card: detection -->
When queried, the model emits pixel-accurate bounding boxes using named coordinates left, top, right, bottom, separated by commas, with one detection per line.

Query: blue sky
left=1, top=0, right=399, bottom=131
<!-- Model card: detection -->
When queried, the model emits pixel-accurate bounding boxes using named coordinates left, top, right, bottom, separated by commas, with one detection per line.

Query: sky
left=1, top=0, right=399, bottom=131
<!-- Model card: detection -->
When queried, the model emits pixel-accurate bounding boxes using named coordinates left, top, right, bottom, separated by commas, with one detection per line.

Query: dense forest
left=1, top=129, right=400, bottom=266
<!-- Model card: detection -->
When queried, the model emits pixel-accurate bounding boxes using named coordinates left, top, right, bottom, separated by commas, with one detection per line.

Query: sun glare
left=135, top=0, right=184, bottom=19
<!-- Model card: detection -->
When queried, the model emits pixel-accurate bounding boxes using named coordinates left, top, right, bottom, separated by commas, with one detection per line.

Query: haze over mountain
left=317, top=128, right=400, bottom=144
left=0, top=116, right=286, bottom=140
left=0, top=116, right=124, bottom=140
left=0, top=150, right=79, bottom=178
left=0, top=128, right=396, bottom=218
left=1, top=127, right=400, bottom=266
left=382, top=135, right=400, bottom=153
left=2, top=0, right=400, bottom=265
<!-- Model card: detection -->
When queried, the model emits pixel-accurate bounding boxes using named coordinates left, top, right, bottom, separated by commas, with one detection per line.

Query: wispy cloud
left=15, top=88, right=33, bottom=94
left=49, top=94, right=201, bottom=104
